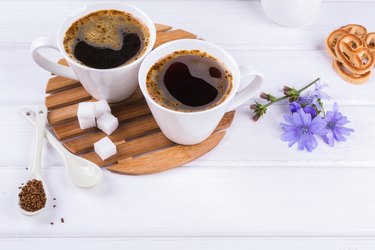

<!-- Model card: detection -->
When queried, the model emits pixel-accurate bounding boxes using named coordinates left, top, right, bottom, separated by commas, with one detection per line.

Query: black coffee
left=64, top=10, right=149, bottom=69
left=146, top=50, right=233, bottom=112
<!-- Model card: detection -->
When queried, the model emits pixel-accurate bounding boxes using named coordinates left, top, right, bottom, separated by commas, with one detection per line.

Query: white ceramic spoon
left=21, top=108, right=103, bottom=188
left=19, top=106, right=49, bottom=215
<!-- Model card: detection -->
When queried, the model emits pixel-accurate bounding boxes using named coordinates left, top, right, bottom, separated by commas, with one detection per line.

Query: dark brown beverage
left=146, top=50, right=233, bottom=112
left=63, top=9, right=150, bottom=69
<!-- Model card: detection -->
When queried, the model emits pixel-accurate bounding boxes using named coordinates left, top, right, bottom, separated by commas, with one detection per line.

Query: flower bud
left=283, top=86, right=292, bottom=92
left=260, top=92, right=269, bottom=100
left=252, top=113, right=261, bottom=121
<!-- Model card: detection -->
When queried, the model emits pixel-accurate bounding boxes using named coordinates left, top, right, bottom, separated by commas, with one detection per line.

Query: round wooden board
left=44, top=23, right=235, bottom=175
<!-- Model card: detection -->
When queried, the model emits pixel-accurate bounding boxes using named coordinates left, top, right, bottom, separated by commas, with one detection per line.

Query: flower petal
left=300, top=109, right=311, bottom=126
left=293, top=110, right=303, bottom=125
left=289, top=101, right=301, bottom=113
left=310, top=116, right=328, bottom=135
left=335, top=116, right=349, bottom=125
left=321, top=134, right=329, bottom=144
left=313, top=83, right=331, bottom=100
left=283, top=114, right=295, bottom=125
left=306, top=134, right=318, bottom=152
left=325, top=111, right=333, bottom=122
left=333, top=129, right=347, bottom=142
left=303, top=105, right=317, bottom=118
left=297, top=134, right=309, bottom=151
left=336, top=126, right=354, bottom=135
left=322, top=133, right=334, bottom=147
left=281, top=131, right=298, bottom=141
left=281, top=123, right=297, bottom=132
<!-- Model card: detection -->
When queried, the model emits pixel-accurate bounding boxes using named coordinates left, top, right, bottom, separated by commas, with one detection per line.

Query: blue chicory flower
left=321, top=103, right=354, bottom=146
left=302, top=105, right=317, bottom=118
left=298, top=96, right=313, bottom=106
left=289, top=101, right=301, bottom=113
left=289, top=101, right=317, bottom=117
left=281, top=109, right=328, bottom=152
left=303, top=82, right=331, bottom=111
left=310, top=82, right=331, bottom=100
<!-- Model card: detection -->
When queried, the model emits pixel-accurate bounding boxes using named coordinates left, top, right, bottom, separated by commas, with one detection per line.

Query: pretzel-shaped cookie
left=365, top=33, right=375, bottom=55
left=332, top=60, right=371, bottom=84
left=325, top=29, right=349, bottom=59
left=335, top=34, right=374, bottom=75
left=341, top=24, right=368, bottom=39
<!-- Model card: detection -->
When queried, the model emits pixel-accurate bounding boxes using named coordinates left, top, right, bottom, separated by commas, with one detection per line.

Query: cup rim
left=57, top=2, right=156, bottom=72
left=139, top=39, right=240, bottom=115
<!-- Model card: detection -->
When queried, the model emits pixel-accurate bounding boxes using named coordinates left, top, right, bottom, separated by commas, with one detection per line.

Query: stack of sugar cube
left=77, top=100, right=119, bottom=160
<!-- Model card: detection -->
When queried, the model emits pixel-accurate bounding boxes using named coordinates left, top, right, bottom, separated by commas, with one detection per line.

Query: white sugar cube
left=78, top=117, right=96, bottom=130
left=97, top=112, right=119, bottom=135
left=94, top=136, right=117, bottom=160
left=95, top=100, right=111, bottom=118
left=77, top=102, right=95, bottom=119
left=77, top=102, right=96, bottom=129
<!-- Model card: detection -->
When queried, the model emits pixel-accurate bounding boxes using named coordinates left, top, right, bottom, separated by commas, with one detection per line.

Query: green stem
left=296, top=77, right=320, bottom=94
left=264, top=95, right=289, bottom=108
left=263, top=77, right=320, bottom=108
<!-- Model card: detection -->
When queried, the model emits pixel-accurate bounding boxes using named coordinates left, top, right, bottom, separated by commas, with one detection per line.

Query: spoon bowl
left=18, top=177, right=49, bottom=216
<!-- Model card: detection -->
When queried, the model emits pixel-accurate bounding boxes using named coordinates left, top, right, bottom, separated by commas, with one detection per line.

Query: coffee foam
left=64, top=9, right=150, bottom=64
left=146, top=50, right=233, bottom=112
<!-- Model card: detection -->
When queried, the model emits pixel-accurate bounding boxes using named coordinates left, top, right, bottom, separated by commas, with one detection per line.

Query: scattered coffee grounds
left=61, top=218, right=64, bottom=223
left=18, top=179, right=46, bottom=212
left=53, top=205, right=56, bottom=208
left=53, top=198, right=56, bottom=200
left=50, top=222, right=54, bottom=225
left=25, top=167, right=28, bottom=170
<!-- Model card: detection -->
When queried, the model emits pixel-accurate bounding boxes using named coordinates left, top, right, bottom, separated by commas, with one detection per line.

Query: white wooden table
left=1, top=0, right=375, bottom=249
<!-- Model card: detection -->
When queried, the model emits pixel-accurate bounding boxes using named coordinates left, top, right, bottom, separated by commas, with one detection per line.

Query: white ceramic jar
left=261, top=0, right=322, bottom=27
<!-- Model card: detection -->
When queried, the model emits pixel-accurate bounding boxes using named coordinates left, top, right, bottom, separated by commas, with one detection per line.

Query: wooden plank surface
left=109, top=131, right=226, bottom=175
left=45, top=86, right=91, bottom=110
left=154, top=29, right=197, bottom=48
left=45, top=76, right=80, bottom=93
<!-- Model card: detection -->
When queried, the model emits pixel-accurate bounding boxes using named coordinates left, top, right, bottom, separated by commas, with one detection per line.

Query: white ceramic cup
left=139, top=39, right=264, bottom=145
left=261, top=0, right=321, bottom=27
left=31, top=2, right=156, bottom=103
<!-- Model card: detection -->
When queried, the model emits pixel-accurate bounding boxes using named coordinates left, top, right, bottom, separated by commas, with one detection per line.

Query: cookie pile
left=325, top=24, right=375, bottom=84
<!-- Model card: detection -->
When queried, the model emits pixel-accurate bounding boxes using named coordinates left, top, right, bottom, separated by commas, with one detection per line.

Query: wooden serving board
left=44, top=24, right=235, bottom=175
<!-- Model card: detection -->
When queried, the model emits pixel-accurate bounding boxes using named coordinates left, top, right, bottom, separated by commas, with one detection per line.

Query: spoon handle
left=21, top=108, right=68, bottom=158
left=21, top=107, right=103, bottom=188
left=30, top=106, right=47, bottom=178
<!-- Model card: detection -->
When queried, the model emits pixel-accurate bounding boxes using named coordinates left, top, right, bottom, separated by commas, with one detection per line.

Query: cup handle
left=31, top=36, right=78, bottom=80
left=227, top=65, right=264, bottom=111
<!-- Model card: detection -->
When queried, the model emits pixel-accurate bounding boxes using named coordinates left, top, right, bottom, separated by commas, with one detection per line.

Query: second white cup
left=139, top=39, right=264, bottom=145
